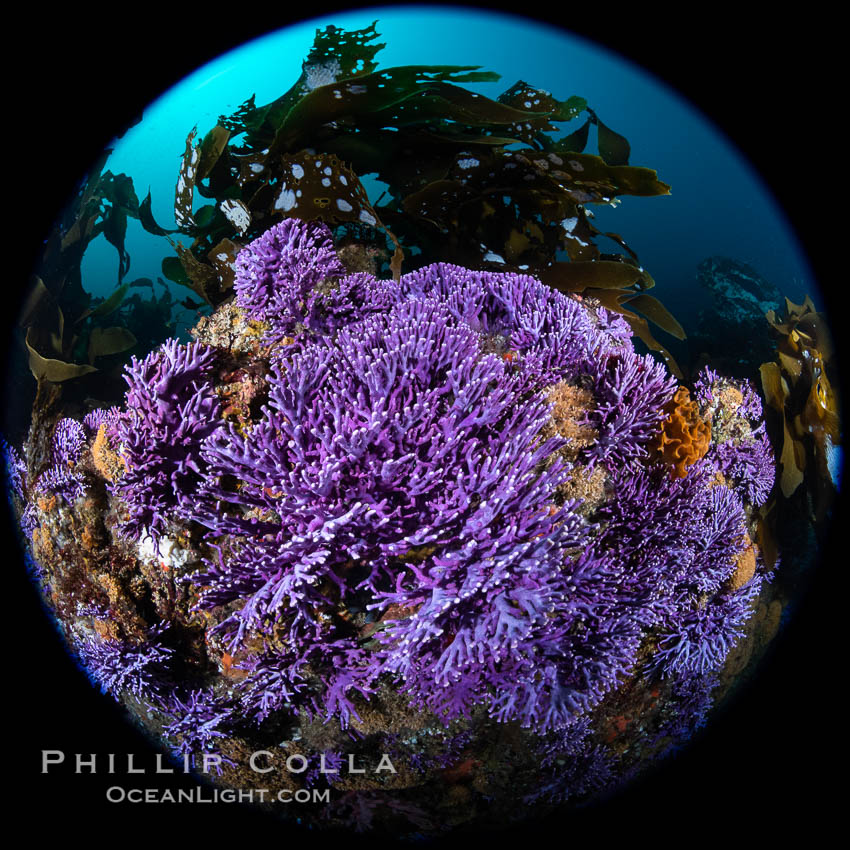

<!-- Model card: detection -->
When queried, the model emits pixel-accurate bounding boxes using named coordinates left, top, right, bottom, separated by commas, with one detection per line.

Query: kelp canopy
left=150, top=21, right=683, bottom=367
left=21, top=20, right=684, bottom=384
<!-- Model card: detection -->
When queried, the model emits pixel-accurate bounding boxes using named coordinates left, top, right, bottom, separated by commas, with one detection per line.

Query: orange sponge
left=652, top=386, right=711, bottom=478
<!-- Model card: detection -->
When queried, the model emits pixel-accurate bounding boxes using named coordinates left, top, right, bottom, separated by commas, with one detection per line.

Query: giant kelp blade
left=25, top=328, right=97, bottom=382
left=595, top=115, right=631, bottom=166
left=539, top=261, right=654, bottom=293
left=17, top=277, right=52, bottom=329
left=420, top=130, right=520, bottom=146
left=102, top=204, right=130, bottom=282
left=85, top=282, right=130, bottom=320
left=274, top=152, right=385, bottom=233
left=624, top=314, right=683, bottom=379
left=271, top=65, right=503, bottom=153
left=197, top=125, right=232, bottom=183
left=220, top=24, right=387, bottom=146
left=780, top=419, right=805, bottom=496
left=305, top=20, right=386, bottom=79
left=777, top=350, right=803, bottom=380
left=316, top=129, right=405, bottom=176
left=625, top=293, right=686, bottom=339
left=175, top=128, right=199, bottom=232
left=558, top=118, right=591, bottom=153
left=755, top=503, right=779, bottom=570
left=219, top=94, right=266, bottom=139
left=759, top=361, right=785, bottom=412
left=207, top=239, right=241, bottom=290
left=87, top=327, right=138, bottom=364
left=497, top=80, right=587, bottom=140
left=170, top=241, right=216, bottom=304
left=139, top=191, right=176, bottom=236
left=543, top=151, right=671, bottom=197
left=161, top=256, right=192, bottom=289
left=381, top=82, right=550, bottom=130
left=401, top=179, right=476, bottom=225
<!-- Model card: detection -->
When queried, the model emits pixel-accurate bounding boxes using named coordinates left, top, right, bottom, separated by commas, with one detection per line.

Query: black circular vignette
left=5, top=4, right=841, bottom=842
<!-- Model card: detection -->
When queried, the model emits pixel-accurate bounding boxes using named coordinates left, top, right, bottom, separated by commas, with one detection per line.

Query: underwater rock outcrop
left=4, top=218, right=781, bottom=835
left=690, top=256, right=783, bottom=381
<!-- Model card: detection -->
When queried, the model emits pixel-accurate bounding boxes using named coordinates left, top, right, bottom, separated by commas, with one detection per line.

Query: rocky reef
left=689, top=256, right=784, bottom=382
left=2, top=218, right=785, bottom=836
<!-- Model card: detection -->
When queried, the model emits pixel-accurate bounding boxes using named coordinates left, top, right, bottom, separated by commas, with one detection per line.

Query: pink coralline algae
left=7, top=218, right=779, bottom=824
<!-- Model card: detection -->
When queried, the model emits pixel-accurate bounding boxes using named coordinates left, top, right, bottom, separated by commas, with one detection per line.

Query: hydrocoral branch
left=111, top=339, right=222, bottom=541
left=233, top=217, right=346, bottom=336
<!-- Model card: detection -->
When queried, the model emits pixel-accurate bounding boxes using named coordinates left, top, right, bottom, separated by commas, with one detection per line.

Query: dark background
left=5, top=2, right=842, bottom=843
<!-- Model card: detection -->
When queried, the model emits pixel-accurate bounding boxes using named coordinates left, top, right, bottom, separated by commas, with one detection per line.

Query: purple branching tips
left=112, top=339, right=222, bottom=540
left=598, top=461, right=747, bottom=609
left=647, top=576, right=762, bottom=678
left=738, top=379, right=764, bottom=421
left=53, top=418, right=86, bottom=466
left=158, top=688, right=236, bottom=771
left=32, top=418, right=90, bottom=503
left=233, top=217, right=346, bottom=336
left=586, top=351, right=677, bottom=469
left=693, top=366, right=721, bottom=407
left=711, top=425, right=775, bottom=506
left=1, top=435, right=26, bottom=501
left=83, top=406, right=122, bottom=435
left=73, top=625, right=175, bottom=701
left=36, top=465, right=86, bottom=502
left=524, top=718, right=614, bottom=805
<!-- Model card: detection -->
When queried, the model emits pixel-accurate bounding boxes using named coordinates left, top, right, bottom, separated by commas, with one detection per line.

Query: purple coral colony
left=4, top=218, right=776, bottom=832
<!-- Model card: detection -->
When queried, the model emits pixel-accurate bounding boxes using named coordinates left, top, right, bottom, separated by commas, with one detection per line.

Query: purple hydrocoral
left=158, top=687, right=235, bottom=771
left=598, top=460, right=748, bottom=616
left=693, top=366, right=721, bottom=407
left=1, top=435, right=26, bottom=500
left=193, top=258, right=688, bottom=730
left=738, top=379, right=764, bottom=421
left=235, top=637, right=378, bottom=728
left=73, top=625, right=174, bottom=700
left=36, top=465, right=86, bottom=502
left=192, top=293, right=605, bottom=728
left=647, top=576, right=762, bottom=678
left=523, top=718, right=615, bottom=805
left=53, top=418, right=86, bottom=466
left=585, top=351, right=677, bottom=469
left=650, top=671, right=719, bottom=749
left=32, top=218, right=776, bottom=745
left=30, top=419, right=90, bottom=503
left=111, top=339, right=222, bottom=540
left=304, top=751, right=347, bottom=788
left=83, top=406, right=121, bottom=435
left=693, top=366, right=763, bottom=421
left=195, top=296, right=575, bottom=629
left=178, top=227, right=776, bottom=733
left=711, top=425, right=775, bottom=506
left=398, top=262, right=604, bottom=390
left=233, top=217, right=346, bottom=337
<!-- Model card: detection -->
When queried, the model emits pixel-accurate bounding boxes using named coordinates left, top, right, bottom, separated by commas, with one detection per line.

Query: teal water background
left=81, top=5, right=815, bottom=324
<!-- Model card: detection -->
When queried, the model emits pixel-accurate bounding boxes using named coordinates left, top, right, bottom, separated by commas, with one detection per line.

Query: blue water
left=80, top=5, right=816, bottom=326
